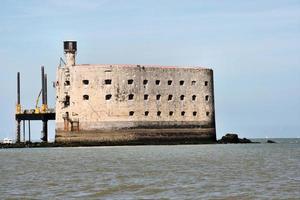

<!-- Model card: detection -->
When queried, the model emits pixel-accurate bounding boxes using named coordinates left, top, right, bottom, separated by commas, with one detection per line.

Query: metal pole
left=17, top=72, right=20, bottom=104
left=44, top=74, right=48, bottom=105
left=41, top=66, right=48, bottom=142
left=42, top=120, right=48, bottom=143
left=16, top=120, right=21, bottom=143
left=16, top=72, right=21, bottom=143
left=23, top=120, right=26, bottom=143
left=28, top=120, right=31, bottom=143
left=41, top=66, right=45, bottom=105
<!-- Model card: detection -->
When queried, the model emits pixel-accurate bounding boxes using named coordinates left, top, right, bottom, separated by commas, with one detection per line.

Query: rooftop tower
left=63, top=41, right=77, bottom=66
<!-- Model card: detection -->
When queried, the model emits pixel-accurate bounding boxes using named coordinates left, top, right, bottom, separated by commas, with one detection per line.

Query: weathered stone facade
left=55, top=42, right=216, bottom=144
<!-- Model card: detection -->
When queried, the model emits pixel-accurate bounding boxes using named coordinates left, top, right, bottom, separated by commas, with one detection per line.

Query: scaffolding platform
left=15, top=110, right=55, bottom=121
left=15, top=67, right=54, bottom=143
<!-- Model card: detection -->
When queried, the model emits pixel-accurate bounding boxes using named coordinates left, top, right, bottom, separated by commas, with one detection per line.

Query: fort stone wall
left=55, top=64, right=216, bottom=144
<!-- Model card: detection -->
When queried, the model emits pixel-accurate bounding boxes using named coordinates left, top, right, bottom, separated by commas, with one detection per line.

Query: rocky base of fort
left=1, top=133, right=268, bottom=148
left=1, top=139, right=217, bottom=148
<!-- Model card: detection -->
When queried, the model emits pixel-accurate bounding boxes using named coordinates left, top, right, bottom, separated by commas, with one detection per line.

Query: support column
left=16, top=120, right=21, bottom=143
left=23, top=120, right=26, bottom=143
left=28, top=120, right=31, bottom=143
left=41, top=67, right=48, bottom=142
left=42, top=120, right=48, bottom=142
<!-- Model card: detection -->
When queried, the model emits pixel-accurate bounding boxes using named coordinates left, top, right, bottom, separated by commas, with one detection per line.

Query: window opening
left=156, top=94, right=161, bottom=100
left=83, top=95, right=89, bottom=100
left=128, top=79, right=134, bottom=84
left=144, top=94, right=149, bottom=100
left=157, top=111, right=161, bottom=116
left=106, top=94, right=112, bottom=100
left=64, top=95, right=70, bottom=106
left=64, top=81, right=70, bottom=86
left=128, top=94, right=134, bottom=100
left=82, top=80, right=89, bottom=85
left=205, top=95, right=209, bottom=101
left=105, top=79, right=112, bottom=84
left=180, top=95, right=185, bottom=100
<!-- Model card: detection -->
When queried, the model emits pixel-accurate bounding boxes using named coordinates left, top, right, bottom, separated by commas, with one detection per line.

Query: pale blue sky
left=0, top=0, right=299, bottom=140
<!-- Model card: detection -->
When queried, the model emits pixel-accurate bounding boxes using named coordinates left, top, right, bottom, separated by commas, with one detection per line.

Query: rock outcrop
left=218, top=133, right=253, bottom=144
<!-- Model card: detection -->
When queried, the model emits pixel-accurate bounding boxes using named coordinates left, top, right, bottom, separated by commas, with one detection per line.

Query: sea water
left=0, top=139, right=299, bottom=199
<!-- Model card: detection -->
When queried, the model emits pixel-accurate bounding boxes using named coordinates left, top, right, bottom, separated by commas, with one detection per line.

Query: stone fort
left=55, top=41, right=216, bottom=144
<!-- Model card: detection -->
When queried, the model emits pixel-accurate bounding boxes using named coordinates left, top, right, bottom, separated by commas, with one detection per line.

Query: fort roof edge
left=74, top=64, right=213, bottom=70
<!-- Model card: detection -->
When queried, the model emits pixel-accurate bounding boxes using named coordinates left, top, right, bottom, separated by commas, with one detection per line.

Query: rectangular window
left=64, top=95, right=70, bottom=106
left=64, top=81, right=70, bottom=86
left=105, top=94, right=112, bottom=100
left=205, top=81, right=208, bottom=86
left=82, top=80, right=89, bottom=85
left=105, top=79, right=112, bottom=84
left=180, top=95, right=185, bottom=101
left=128, top=79, right=134, bottom=84
left=128, top=94, right=134, bottom=100
left=144, top=94, right=149, bottom=100
left=83, top=95, right=89, bottom=100
left=156, top=94, right=161, bottom=100
left=205, top=95, right=209, bottom=101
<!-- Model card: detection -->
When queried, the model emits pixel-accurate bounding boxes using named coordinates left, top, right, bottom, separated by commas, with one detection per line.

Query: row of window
left=82, top=79, right=209, bottom=86
left=82, top=94, right=210, bottom=101
left=128, top=111, right=210, bottom=117
left=105, top=94, right=209, bottom=101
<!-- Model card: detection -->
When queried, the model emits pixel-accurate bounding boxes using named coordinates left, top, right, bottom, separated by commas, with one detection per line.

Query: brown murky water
left=0, top=139, right=299, bottom=199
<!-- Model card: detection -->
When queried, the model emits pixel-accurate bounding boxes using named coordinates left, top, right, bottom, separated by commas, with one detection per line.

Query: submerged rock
left=218, top=133, right=253, bottom=144
left=239, top=138, right=252, bottom=143
left=267, top=140, right=276, bottom=143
